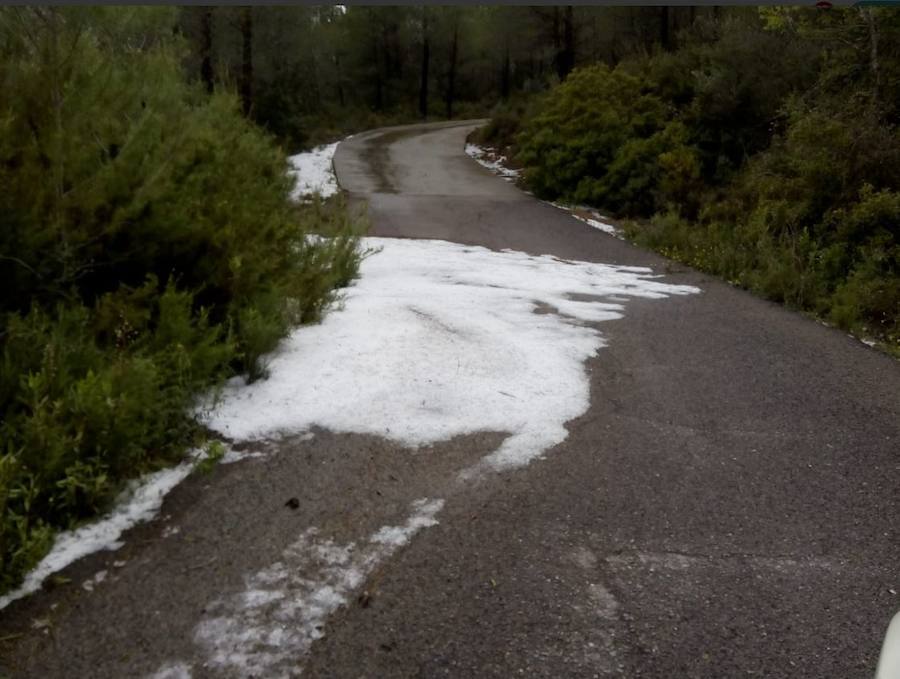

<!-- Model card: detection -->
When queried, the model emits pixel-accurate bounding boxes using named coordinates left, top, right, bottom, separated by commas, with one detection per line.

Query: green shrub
left=827, top=187, right=900, bottom=341
left=0, top=8, right=363, bottom=594
left=472, top=98, right=531, bottom=150
left=509, top=9, right=897, bottom=352
left=516, top=65, right=670, bottom=213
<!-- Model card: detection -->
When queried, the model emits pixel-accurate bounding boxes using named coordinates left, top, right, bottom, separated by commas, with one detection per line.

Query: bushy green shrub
left=509, top=8, right=898, bottom=352
left=0, top=8, right=363, bottom=593
left=516, top=65, right=671, bottom=213
left=471, top=98, right=531, bottom=151
left=514, top=64, right=717, bottom=218
left=827, top=186, right=900, bottom=341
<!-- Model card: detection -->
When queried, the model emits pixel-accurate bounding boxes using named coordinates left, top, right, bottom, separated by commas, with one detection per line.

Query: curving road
left=330, top=121, right=900, bottom=678
left=1, top=121, right=897, bottom=678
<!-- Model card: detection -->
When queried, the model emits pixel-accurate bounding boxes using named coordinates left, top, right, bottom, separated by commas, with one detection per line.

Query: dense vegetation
left=0, top=7, right=361, bottom=593
left=482, top=8, right=900, bottom=353
left=175, top=6, right=711, bottom=148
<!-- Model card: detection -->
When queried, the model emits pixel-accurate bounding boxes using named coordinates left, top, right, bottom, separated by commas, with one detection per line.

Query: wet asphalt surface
left=1, top=121, right=898, bottom=678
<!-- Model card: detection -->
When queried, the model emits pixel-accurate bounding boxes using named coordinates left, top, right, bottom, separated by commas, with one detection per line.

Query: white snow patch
left=174, top=498, right=444, bottom=678
left=552, top=202, right=622, bottom=238
left=466, top=142, right=622, bottom=238
left=287, top=142, right=339, bottom=201
left=149, top=662, right=193, bottom=679
left=577, top=215, right=620, bottom=237
left=0, top=451, right=206, bottom=611
left=862, top=338, right=877, bottom=347
left=465, top=143, right=520, bottom=181
left=202, top=237, right=698, bottom=470
left=81, top=569, right=108, bottom=593
left=220, top=437, right=305, bottom=465
left=220, top=448, right=265, bottom=464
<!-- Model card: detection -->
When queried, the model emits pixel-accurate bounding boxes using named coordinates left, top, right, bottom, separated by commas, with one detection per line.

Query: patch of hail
left=202, top=237, right=699, bottom=470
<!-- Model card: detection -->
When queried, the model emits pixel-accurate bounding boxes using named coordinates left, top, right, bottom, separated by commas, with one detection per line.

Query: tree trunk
left=552, top=7, right=560, bottom=54
left=552, top=7, right=562, bottom=80
left=239, top=7, right=252, bottom=116
left=200, top=6, right=214, bottom=94
left=48, top=8, right=66, bottom=262
left=865, top=8, right=880, bottom=105
left=660, top=6, right=671, bottom=52
left=500, top=43, right=510, bottom=100
left=561, top=5, right=575, bottom=80
left=373, top=38, right=383, bottom=111
left=419, top=9, right=429, bottom=119
left=552, top=6, right=575, bottom=81
left=383, top=25, right=393, bottom=80
left=446, top=22, right=458, bottom=120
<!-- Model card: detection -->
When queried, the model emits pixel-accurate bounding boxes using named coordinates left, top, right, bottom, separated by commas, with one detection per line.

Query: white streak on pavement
left=163, top=498, right=445, bottom=679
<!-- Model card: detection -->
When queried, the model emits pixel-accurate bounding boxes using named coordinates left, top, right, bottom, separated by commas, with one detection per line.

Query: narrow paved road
left=2, top=121, right=897, bottom=678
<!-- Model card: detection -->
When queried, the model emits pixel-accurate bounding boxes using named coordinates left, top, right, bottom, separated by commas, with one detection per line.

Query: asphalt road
left=1, top=121, right=898, bottom=678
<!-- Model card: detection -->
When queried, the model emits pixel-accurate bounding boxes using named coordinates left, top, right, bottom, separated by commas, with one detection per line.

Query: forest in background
left=175, top=5, right=712, bottom=149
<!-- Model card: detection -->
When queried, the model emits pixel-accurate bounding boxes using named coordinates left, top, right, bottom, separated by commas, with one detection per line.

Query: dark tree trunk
left=373, top=38, right=383, bottom=111
left=239, top=7, right=252, bottom=115
left=446, top=22, right=458, bottom=119
left=561, top=5, right=575, bottom=80
left=419, top=10, right=429, bottom=119
left=383, top=26, right=393, bottom=80
left=553, top=6, right=574, bottom=81
left=335, top=53, right=345, bottom=108
left=552, top=7, right=560, bottom=54
left=865, top=8, right=881, bottom=105
left=551, top=7, right=561, bottom=79
left=200, top=6, right=214, bottom=94
left=610, top=12, right=620, bottom=65
left=660, top=6, right=671, bottom=52
left=500, top=43, right=510, bottom=100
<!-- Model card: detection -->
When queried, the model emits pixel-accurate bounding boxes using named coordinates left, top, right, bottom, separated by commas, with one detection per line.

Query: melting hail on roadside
left=161, top=236, right=699, bottom=677
left=193, top=499, right=442, bottom=678
left=150, top=499, right=444, bottom=679
left=202, top=237, right=699, bottom=470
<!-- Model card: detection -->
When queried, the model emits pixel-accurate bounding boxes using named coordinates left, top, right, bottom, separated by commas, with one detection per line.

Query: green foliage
left=827, top=187, right=900, bottom=341
left=516, top=65, right=709, bottom=217
left=472, top=98, right=531, bottom=150
left=511, top=7, right=899, bottom=353
left=0, top=8, right=363, bottom=594
left=664, top=13, right=819, bottom=179
left=176, top=6, right=736, bottom=151
left=193, top=440, right=226, bottom=475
